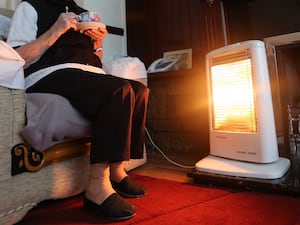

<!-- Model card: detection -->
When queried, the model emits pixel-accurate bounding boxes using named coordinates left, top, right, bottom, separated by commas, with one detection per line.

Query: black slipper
left=111, top=176, right=147, bottom=198
left=83, top=193, right=136, bottom=221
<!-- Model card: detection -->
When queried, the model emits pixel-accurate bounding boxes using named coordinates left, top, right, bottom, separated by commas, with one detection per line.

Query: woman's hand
left=83, top=27, right=108, bottom=49
left=83, top=28, right=108, bottom=59
left=83, top=27, right=108, bottom=43
left=50, top=12, right=79, bottom=36
left=15, top=12, right=79, bottom=68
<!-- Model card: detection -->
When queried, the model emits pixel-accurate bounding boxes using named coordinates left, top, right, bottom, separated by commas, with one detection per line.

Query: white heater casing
left=207, top=40, right=278, bottom=163
left=196, top=40, right=291, bottom=179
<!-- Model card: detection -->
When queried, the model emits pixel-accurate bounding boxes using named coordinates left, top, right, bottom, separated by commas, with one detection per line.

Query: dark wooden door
left=126, top=0, right=228, bottom=70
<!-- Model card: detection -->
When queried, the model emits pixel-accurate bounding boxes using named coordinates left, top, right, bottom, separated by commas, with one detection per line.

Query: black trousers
left=27, top=68, right=150, bottom=164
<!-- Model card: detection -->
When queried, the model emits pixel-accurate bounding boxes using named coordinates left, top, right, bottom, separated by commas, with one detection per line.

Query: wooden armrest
left=11, top=138, right=91, bottom=176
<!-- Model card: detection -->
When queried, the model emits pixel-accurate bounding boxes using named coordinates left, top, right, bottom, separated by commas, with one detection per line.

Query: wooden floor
left=134, top=149, right=300, bottom=197
left=131, top=150, right=196, bottom=183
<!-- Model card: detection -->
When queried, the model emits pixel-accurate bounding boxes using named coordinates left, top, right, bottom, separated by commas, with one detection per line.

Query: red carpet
left=16, top=174, right=300, bottom=225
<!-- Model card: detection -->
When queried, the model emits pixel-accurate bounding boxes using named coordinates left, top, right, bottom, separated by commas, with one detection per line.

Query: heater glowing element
left=211, top=58, right=257, bottom=133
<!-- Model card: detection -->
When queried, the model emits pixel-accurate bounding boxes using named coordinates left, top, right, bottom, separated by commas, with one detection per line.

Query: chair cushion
left=21, top=93, right=92, bottom=151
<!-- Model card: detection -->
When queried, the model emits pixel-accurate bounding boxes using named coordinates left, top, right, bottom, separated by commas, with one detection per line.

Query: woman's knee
left=129, top=80, right=150, bottom=99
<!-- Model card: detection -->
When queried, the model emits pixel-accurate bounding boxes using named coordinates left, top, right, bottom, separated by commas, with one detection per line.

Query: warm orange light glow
left=210, top=59, right=257, bottom=133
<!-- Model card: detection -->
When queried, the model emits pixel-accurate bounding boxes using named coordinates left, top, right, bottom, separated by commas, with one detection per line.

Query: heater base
left=195, top=155, right=290, bottom=179
left=190, top=155, right=300, bottom=196
left=190, top=169, right=300, bottom=197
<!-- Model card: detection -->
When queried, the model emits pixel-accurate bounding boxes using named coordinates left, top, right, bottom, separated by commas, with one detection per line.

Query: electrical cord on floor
left=145, top=127, right=195, bottom=169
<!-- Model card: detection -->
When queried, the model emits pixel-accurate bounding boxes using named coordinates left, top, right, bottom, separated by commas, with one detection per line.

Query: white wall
left=78, top=0, right=127, bottom=62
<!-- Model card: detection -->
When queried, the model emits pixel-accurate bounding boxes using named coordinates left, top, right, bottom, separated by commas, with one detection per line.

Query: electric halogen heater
left=195, top=40, right=290, bottom=180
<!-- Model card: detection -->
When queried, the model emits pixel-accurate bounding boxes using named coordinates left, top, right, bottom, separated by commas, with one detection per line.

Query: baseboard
left=124, top=144, right=147, bottom=171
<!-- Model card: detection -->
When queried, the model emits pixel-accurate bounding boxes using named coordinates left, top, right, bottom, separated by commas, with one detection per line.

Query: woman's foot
left=83, top=193, right=136, bottom=221
left=111, top=176, right=147, bottom=198
left=110, top=162, right=146, bottom=198
left=86, top=163, right=115, bottom=205
left=85, top=163, right=136, bottom=220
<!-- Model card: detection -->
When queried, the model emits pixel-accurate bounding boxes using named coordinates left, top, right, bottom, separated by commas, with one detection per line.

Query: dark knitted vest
left=23, top=0, right=102, bottom=76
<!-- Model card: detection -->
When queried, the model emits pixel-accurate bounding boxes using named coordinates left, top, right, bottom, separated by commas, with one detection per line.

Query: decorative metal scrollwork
left=11, top=143, right=45, bottom=175
left=11, top=138, right=91, bottom=176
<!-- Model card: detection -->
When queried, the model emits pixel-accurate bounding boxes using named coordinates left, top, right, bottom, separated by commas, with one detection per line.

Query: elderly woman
left=7, top=0, right=149, bottom=221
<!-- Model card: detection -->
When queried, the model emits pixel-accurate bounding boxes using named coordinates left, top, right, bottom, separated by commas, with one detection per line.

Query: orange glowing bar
left=210, top=59, right=257, bottom=133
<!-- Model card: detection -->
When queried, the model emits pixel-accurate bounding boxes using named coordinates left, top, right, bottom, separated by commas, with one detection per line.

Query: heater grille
left=209, top=48, right=257, bottom=133
left=211, top=49, right=250, bottom=65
